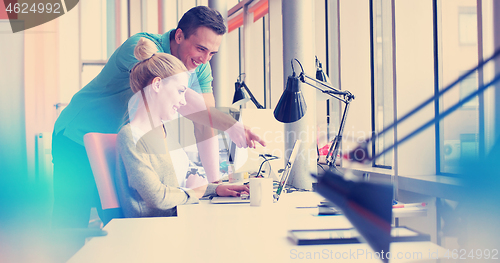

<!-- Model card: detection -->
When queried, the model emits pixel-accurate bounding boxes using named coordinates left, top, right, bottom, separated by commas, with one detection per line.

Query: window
left=459, top=72, right=478, bottom=108
left=243, top=15, right=266, bottom=108
left=458, top=6, right=477, bottom=45
left=338, top=0, right=372, bottom=163
left=439, top=0, right=480, bottom=174
left=368, top=0, right=497, bottom=176
left=80, top=0, right=107, bottom=88
left=372, top=0, right=394, bottom=168
left=393, top=0, right=436, bottom=176
left=80, top=0, right=128, bottom=88
left=227, top=0, right=269, bottom=109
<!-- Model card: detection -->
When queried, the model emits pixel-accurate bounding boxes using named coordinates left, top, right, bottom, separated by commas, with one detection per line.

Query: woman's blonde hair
left=130, top=37, right=188, bottom=93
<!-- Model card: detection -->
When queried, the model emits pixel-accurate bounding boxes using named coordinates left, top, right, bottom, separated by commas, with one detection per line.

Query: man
left=52, top=6, right=265, bottom=228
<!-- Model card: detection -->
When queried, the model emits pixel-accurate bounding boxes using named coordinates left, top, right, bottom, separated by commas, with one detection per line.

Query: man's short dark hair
left=174, top=6, right=226, bottom=40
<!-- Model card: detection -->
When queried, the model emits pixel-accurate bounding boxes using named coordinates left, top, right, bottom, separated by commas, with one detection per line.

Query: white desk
left=68, top=192, right=446, bottom=263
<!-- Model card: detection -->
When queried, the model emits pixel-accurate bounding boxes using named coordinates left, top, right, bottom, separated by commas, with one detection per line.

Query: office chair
left=83, top=133, right=124, bottom=226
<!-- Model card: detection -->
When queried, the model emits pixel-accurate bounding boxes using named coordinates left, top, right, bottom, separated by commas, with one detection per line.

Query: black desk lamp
left=232, top=73, right=264, bottom=109
left=274, top=59, right=355, bottom=171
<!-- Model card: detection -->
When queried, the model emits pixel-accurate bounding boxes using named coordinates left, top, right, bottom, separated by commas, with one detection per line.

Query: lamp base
left=328, top=164, right=343, bottom=176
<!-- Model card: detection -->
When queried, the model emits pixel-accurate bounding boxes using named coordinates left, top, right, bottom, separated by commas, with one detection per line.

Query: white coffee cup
left=250, top=178, right=274, bottom=206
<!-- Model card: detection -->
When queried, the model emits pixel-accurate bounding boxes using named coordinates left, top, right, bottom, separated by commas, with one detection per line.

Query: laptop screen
left=275, top=140, right=301, bottom=200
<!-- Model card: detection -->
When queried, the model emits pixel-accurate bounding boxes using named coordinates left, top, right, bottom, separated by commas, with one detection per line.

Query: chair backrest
left=83, top=133, right=120, bottom=210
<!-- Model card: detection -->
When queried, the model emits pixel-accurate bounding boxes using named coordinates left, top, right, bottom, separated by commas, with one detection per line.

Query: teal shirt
left=54, top=29, right=213, bottom=146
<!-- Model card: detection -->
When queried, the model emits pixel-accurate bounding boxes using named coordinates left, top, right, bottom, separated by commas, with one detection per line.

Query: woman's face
left=154, top=72, right=189, bottom=121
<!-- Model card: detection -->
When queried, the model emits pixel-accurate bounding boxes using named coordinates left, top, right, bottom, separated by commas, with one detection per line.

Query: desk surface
left=68, top=192, right=444, bottom=263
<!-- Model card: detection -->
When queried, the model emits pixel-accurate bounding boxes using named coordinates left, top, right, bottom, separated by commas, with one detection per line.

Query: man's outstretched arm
left=177, top=89, right=266, bottom=148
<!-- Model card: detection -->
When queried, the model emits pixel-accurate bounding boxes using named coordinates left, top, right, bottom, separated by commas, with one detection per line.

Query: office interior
left=1, top=0, right=500, bottom=262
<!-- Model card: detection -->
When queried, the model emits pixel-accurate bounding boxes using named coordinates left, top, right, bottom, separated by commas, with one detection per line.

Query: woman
left=115, top=38, right=248, bottom=217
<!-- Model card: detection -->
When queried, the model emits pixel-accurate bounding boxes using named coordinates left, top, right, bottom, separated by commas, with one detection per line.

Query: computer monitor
left=225, top=109, right=285, bottom=177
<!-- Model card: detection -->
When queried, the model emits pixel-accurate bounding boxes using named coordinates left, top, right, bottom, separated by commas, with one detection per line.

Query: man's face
left=173, top=26, right=222, bottom=71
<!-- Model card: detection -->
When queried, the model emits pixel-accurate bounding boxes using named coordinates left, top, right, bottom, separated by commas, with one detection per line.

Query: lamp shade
left=315, top=61, right=332, bottom=101
left=273, top=75, right=307, bottom=123
left=316, top=67, right=328, bottom=82
left=232, top=81, right=250, bottom=107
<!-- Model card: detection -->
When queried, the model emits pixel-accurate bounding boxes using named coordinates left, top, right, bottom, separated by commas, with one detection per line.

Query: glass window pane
left=226, top=26, right=241, bottom=88
left=480, top=0, right=496, bottom=152
left=373, top=0, right=394, bottom=168
left=228, top=0, right=240, bottom=8
left=394, top=0, right=436, bottom=176
left=143, top=0, right=158, bottom=34
left=459, top=72, right=478, bottom=108
left=81, top=0, right=107, bottom=60
left=439, top=0, right=479, bottom=173
left=339, top=0, right=372, bottom=162
left=458, top=7, right=477, bottom=45
left=245, top=18, right=265, bottom=108
left=120, top=0, right=129, bottom=44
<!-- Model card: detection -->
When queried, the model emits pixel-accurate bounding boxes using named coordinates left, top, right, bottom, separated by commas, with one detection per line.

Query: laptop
left=210, top=140, right=301, bottom=204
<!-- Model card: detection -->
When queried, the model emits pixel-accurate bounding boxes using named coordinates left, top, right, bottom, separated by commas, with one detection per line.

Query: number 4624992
left=5, top=3, right=61, bottom=14
left=444, top=249, right=498, bottom=260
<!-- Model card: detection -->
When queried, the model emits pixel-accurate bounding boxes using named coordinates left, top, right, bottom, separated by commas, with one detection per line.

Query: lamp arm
left=300, top=72, right=352, bottom=97
left=320, top=90, right=349, bottom=104
left=325, top=96, right=352, bottom=170
left=296, top=70, right=355, bottom=170
left=242, top=82, right=265, bottom=109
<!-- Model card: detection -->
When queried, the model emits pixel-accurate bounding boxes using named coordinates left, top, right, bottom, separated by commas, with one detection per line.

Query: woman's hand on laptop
left=216, top=185, right=250, bottom=197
